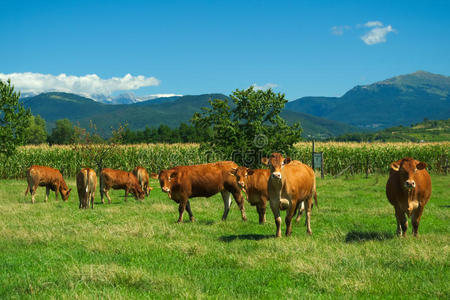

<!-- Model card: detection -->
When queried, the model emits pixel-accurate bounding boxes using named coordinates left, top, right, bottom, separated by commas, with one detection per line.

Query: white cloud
left=331, top=25, right=351, bottom=36
left=0, top=72, right=160, bottom=98
left=251, top=83, right=278, bottom=91
left=361, top=24, right=395, bottom=45
left=364, top=21, right=383, bottom=28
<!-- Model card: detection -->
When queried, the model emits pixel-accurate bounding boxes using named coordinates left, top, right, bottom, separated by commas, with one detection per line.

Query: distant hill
left=286, top=71, right=450, bottom=129
left=22, top=92, right=356, bottom=138
left=335, top=118, right=450, bottom=142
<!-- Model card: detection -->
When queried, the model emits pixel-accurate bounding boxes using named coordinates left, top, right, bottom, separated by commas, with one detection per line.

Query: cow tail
left=100, top=172, right=104, bottom=199
left=314, top=190, right=318, bottom=209
left=85, top=169, right=90, bottom=193
left=313, top=176, right=318, bottom=209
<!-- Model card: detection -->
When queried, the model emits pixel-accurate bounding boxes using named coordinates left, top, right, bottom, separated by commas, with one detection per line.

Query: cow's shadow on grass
left=345, top=231, right=394, bottom=243
left=219, top=234, right=274, bottom=243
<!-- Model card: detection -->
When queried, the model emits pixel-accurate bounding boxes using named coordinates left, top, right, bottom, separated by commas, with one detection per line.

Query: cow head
left=261, top=153, right=291, bottom=181
left=390, top=158, right=427, bottom=190
left=129, top=173, right=145, bottom=200
left=153, top=170, right=177, bottom=196
left=60, top=188, right=72, bottom=201
left=231, top=166, right=254, bottom=191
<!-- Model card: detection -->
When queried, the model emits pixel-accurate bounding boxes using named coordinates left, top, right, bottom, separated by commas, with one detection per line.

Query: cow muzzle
left=162, top=187, right=170, bottom=193
left=405, top=180, right=416, bottom=189
left=271, top=172, right=282, bottom=180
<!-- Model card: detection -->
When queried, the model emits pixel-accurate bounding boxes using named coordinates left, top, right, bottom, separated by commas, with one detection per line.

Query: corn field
left=2, top=142, right=449, bottom=179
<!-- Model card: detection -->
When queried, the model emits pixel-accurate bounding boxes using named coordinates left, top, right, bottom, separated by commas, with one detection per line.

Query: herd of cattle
left=24, top=153, right=432, bottom=237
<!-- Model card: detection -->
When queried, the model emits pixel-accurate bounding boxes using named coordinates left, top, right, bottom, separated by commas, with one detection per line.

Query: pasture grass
left=0, top=174, right=449, bottom=298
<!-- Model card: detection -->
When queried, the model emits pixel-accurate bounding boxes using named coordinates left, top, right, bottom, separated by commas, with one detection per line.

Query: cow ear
left=229, top=167, right=238, bottom=176
left=390, top=162, right=400, bottom=172
left=261, top=157, right=269, bottom=165
left=416, top=161, right=427, bottom=170
left=284, top=157, right=291, bottom=165
left=247, top=169, right=255, bottom=175
left=150, top=173, right=159, bottom=179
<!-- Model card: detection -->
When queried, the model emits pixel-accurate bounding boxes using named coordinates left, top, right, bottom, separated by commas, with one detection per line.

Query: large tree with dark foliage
left=191, top=87, right=302, bottom=167
left=0, top=79, right=31, bottom=158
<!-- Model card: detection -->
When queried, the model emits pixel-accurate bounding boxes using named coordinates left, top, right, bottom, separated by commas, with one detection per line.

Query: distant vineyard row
left=2, top=142, right=449, bottom=179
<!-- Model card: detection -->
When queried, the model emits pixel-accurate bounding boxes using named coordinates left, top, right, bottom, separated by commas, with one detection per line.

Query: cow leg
left=45, top=186, right=50, bottom=202
left=395, top=208, right=408, bottom=236
left=186, top=200, right=195, bottom=222
left=177, top=197, right=189, bottom=223
left=231, top=191, right=247, bottom=221
left=105, top=189, right=112, bottom=204
left=31, top=185, right=37, bottom=204
left=304, top=198, right=313, bottom=235
left=296, top=201, right=305, bottom=223
left=269, top=200, right=282, bottom=237
left=124, top=188, right=128, bottom=202
left=221, top=191, right=232, bottom=221
left=257, top=203, right=266, bottom=224
left=285, top=202, right=298, bottom=236
left=90, top=192, right=95, bottom=209
left=411, top=206, right=425, bottom=237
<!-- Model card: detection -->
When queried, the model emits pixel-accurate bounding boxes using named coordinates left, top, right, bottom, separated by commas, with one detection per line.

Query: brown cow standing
left=262, top=153, right=317, bottom=237
left=152, top=161, right=247, bottom=223
left=132, top=166, right=152, bottom=196
left=77, top=168, right=97, bottom=209
left=386, top=157, right=432, bottom=237
left=231, top=167, right=270, bottom=224
left=25, top=165, right=72, bottom=204
left=231, top=166, right=306, bottom=225
left=100, top=168, right=145, bottom=203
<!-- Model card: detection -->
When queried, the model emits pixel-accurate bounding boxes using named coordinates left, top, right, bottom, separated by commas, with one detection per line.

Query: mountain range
left=20, top=71, right=450, bottom=138
left=285, top=71, right=450, bottom=129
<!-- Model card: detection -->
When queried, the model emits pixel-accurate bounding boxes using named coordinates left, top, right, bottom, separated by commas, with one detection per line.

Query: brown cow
left=77, top=168, right=97, bottom=209
left=25, top=165, right=72, bottom=204
left=386, top=157, right=432, bottom=237
left=262, top=153, right=317, bottom=237
left=100, top=168, right=145, bottom=203
left=231, top=166, right=306, bottom=225
left=132, top=166, right=152, bottom=196
left=152, top=161, right=247, bottom=223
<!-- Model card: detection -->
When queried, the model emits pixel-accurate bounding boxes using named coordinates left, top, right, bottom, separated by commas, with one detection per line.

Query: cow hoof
left=190, top=217, right=195, bottom=222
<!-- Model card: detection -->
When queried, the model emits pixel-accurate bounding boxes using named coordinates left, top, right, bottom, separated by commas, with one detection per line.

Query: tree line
left=23, top=117, right=213, bottom=145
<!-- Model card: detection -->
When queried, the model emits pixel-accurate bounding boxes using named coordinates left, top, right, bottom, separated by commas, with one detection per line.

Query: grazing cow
left=25, top=165, right=72, bottom=204
left=132, top=166, right=152, bottom=196
left=152, top=161, right=247, bottom=223
left=231, top=166, right=306, bottom=224
left=100, top=168, right=145, bottom=203
left=386, top=158, right=432, bottom=237
left=76, top=168, right=97, bottom=209
left=262, top=153, right=317, bottom=237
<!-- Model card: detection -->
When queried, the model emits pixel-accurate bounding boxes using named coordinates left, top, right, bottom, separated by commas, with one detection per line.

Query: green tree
left=49, top=119, right=76, bottom=145
left=24, top=115, right=48, bottom=144
left=0, top=79, right=31, bottom=157
left=191, top=87, right=302, bottom=167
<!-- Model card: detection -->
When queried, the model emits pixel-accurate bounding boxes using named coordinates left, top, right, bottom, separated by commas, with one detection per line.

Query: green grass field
left=1, top=174, right=449, bottom=298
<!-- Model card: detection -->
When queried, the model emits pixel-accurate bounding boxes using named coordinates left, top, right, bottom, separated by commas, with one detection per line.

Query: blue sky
left=1, top=0, right=449, bottom=100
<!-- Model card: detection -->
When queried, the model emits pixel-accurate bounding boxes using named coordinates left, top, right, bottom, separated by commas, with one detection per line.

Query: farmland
left=1, top=142, right=449, bottom=179
left=0, top=174, right=449, bottom=298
